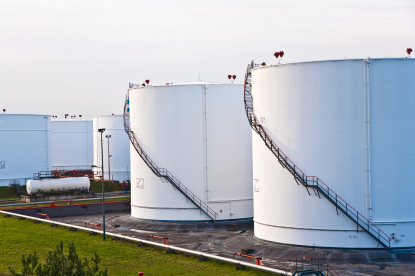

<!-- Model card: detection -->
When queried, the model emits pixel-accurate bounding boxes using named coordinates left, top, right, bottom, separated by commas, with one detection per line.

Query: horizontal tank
left=26, top=177, right=90, bottom=195
left=251, top=58, right=415, bottom=248
left=93, top=115, right=130, bottom=181
left=50, top=119, right=93, bottom=171
left=128, top=82, right=253, bottom=221
left=0, top=114, right=51, bottom=186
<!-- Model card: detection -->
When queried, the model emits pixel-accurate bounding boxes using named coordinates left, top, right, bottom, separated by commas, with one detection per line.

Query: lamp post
left=93, top=128, right=106, bottom=241
left=106, top=135, right=111, bottom=192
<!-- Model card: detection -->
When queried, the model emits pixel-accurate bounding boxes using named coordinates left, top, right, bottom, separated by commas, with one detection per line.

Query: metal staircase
left=244, top=61, right=392, bottom=249
left=123, top=88, right=218, bottom=222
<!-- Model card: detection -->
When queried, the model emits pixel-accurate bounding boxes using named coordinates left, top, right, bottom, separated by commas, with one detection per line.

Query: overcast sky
left=1, top=0, right=414, bottom=119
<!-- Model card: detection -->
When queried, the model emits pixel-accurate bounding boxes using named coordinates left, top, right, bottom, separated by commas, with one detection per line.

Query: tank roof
left=0, top=113, right=51, bottom=116
left=92, top=114, right=123, bottom=118
left=52, top=119, right=92, bottom=122
left=252, top=57, right=414, bottom=71
left=129, top=82, right=242, bottom=89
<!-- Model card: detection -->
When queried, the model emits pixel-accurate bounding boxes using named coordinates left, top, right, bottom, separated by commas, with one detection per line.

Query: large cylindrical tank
left=26, top=177, right=90, bottom=195
left=93, top=115, right=130, bottom=181
left=0, top=114, right=51, bottom=186
left=251, top=58, right=415, bottom=248
left=129, top=83, right=253, bottom=221
left=50, top=119, right=93, bottom=171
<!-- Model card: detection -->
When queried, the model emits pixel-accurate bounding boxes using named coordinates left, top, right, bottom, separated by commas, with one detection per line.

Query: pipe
left=0, top=209, right=290, bottom=275
left=44, top=116, right=49, bottom=171
left=203, top=84, right=209, bottom=202
left=364, top=58, right=373, bottom=220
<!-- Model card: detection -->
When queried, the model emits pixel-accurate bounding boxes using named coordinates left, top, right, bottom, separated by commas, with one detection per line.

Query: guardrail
left=0, top=209, right=290, bottom=275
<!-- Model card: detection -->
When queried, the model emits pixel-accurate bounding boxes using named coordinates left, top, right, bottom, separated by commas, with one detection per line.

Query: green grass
left=0, top=216, right=271, bottom=276
left=90, top=180, right=129, bottom=193
left=0, top=186, right=22, bottom=200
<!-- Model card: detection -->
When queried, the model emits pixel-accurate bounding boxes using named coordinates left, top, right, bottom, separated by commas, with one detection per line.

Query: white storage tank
left=50, top=119, right=93, bottom=171
left=27, top=177, right=90, bottom=195
left=0, top=114, right=51, bottom=186
left=250, top=58, right=415, bottom=249
left=93, top=115, right=130, bottom=181
left=127, top=83, right=253, bottom=221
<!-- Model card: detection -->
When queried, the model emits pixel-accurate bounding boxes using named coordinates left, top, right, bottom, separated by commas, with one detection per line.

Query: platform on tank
left=30, top=211, right=414, bottom=275
left=20, top=193, right=93, bottom=202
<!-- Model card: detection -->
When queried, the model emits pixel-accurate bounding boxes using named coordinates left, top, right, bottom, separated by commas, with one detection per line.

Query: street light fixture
left=98, top=128, right=106, bottom=241
left=105, top=135, right=111, bottom=192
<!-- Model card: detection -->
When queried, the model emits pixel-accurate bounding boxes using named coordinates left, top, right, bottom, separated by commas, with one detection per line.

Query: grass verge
left=0, top=186, right=22, bottom=200
left=0, top=216, right=271, bottom=275
left=90, top=180, right=129, bottom=193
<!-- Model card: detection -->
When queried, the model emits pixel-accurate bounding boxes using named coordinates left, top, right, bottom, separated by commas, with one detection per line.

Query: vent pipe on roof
left=407, top=48, right=412, bottom=58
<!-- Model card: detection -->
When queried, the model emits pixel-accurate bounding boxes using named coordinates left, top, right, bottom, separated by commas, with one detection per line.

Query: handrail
left=284, top=257, right=339, bottom=276
left=244, top=61, right=392, bottom=249
left=123, top=89, right=218, bottom=221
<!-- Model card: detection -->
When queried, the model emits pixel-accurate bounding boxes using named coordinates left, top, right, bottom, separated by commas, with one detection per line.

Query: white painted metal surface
left=0, top=114, right=51, bottom=186
left=93, top=115, right=130, bottom=181
left=251, top=58, right=415, bottom=248
left=50, top=119, right=93, bottom=171
left=26, top=176, right=90, bottom=195
left=129, top=83, right=253, bottom=221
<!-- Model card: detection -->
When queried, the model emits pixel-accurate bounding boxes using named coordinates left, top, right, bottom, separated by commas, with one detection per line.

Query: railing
left=244, top=61, right=392, bottom=249
left=33, top=171, right=60, bottom=180
left=123, top=89, right=218, bottom=222
left=284, top=257, right=339, bottom=276
left=33, top=170, right=95, bottom=180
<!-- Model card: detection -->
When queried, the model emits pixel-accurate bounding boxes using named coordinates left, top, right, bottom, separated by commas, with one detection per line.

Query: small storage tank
left=250, top=58, right=415, bottom=248
left=0, top=114, right=51, bottom=186
left=93, top=115, right=130, bottom=181
left=50, top=119, right=93, bottom=171
left=27, top=177, right=90, bottom=195
left=127, top=83, right=253, bottom=221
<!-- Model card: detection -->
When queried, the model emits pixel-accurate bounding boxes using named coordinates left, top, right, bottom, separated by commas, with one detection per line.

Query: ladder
left=244, top=61, right=392, bottom=249
left=123, top=89, right=218, bottom=222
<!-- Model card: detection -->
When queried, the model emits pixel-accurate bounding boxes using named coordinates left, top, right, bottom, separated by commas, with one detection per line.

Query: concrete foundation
left=21, top=193, right=93, bottom=203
